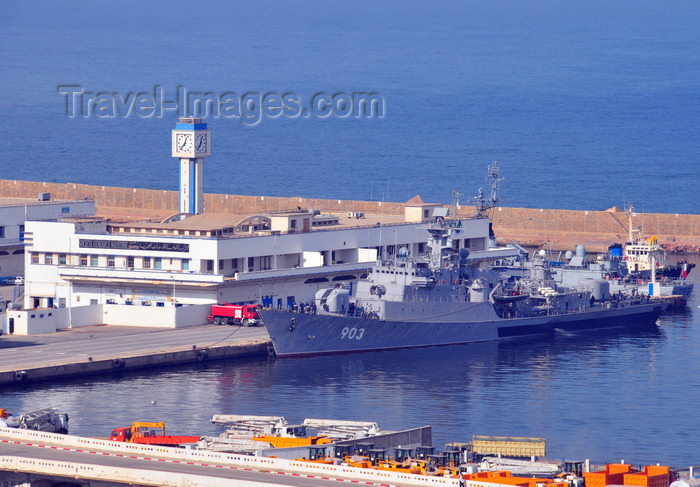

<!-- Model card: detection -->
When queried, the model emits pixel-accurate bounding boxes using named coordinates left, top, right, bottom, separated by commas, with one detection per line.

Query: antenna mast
left=451, top=189, right=463, bottom=219
left=474, top=160, right=504, bottom=219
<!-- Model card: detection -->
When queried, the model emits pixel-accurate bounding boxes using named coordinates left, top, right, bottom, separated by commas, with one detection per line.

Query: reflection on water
left=0, top=269, right=697, bottom=467
left=3, top=310, right=698, bottom=467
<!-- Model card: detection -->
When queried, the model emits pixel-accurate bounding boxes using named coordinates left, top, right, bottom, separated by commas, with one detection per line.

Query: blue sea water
left=1, top=0, right=699, bottom=213
left=1, top=265, right=699, bottom=468
left=1, top=0, right=700, bottom=471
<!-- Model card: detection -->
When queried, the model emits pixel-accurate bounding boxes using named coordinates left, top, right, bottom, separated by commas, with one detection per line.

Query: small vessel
left=260, top=222, right=667, bottom=358
left=623, top=204, right=695, bottom=279
left=0, top=407, right=69, bottom=434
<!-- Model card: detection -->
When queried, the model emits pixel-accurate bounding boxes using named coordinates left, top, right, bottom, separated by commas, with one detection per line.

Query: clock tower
left=172, top=117, right=211, bottom=215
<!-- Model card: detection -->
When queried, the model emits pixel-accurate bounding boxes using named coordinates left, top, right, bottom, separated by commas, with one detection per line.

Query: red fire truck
left=207, top=303, right=261, bottom=326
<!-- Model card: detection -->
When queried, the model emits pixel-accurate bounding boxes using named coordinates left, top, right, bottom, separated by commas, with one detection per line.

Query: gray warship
left=260, top=222, right=666, bottom=358
left=548, top=244, right=694, bottom=301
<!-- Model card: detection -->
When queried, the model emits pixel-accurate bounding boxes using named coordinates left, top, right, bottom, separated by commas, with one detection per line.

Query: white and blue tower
left=171, top=117, right=211, bottom=215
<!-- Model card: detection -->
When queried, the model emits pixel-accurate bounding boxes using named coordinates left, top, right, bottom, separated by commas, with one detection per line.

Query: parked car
left=1, top=276, right=23, bottom=285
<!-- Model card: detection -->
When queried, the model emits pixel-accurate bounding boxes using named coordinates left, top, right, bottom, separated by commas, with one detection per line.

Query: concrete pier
left=0, top=324, right=270, bottom=386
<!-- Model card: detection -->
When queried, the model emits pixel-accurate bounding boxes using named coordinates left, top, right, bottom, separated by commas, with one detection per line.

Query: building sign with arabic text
left=78, top=239, right=189, bottom=253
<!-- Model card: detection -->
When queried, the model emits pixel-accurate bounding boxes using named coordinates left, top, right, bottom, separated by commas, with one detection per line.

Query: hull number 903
left=341, top=327, right=365, bottom=340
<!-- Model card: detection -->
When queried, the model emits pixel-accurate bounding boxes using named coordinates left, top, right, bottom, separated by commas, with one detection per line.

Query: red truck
left=109, top=421, right=201, bottom=447
left=207, top=303, right=261, bottom=326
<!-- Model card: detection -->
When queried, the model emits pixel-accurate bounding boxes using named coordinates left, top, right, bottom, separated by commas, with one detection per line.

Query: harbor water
left=1, top=257, right=698, bottom=468
left=2, top=0, right=700, bottom=472
left=2, top=0, right=699, bottom=214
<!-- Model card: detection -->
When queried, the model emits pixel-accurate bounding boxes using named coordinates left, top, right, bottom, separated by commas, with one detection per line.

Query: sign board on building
left=78, top=239, right=190, bottom=253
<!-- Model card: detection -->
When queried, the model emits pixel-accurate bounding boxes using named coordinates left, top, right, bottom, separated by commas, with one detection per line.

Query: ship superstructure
left=261, top=222, right=666, bottom=357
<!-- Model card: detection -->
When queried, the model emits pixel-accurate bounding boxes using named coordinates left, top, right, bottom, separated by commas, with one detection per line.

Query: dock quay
left=0, top=425, right=694, bottom=487
left=0, top=324, right=269, bottom=386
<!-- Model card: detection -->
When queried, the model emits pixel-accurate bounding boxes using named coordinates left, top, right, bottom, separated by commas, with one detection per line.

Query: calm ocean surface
left=1, top=1, right=699, bottom=212
left=1, top=0, right=700, bottom=470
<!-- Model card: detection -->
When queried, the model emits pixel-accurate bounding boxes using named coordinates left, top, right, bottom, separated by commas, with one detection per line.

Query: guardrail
left=0, top=427, right=460, bottom=486
left=0, top=455, right=251, bottom=487
left=0, top=238, right=24, bottom=246
left=58, top=265, right=225, bottom=284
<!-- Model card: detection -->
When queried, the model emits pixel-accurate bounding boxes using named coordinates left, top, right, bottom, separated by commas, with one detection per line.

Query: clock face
left=195, top=134, right=207, bottom=154
left=177, top=134, right=193, bottom=153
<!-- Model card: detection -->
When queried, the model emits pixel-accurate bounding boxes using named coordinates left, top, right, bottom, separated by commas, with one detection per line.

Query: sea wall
left=0, top=179, right=405, bottom=215
left=1, top=179, right=698, bottom=252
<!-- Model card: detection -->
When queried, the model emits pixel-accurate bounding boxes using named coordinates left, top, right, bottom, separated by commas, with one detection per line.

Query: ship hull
left=260, top=303, right=665, bottom=358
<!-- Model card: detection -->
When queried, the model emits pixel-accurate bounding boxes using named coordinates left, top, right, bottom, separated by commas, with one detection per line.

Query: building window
left=59, top=254, right=67, bottom=265
left=58, top=298, right=66, bottom=308
left=206, top=260, right=214, bottom=271
left=127, top=256, right=134, bottom=268
left=91, top=255, right=98, bottom=266
left=31, top=253, right=39, bottom=264
left=143, top=257, right=150, bottom=269
left=248, top=257, right=254, bottom=269
left=0, top=226, right=4, bottom=238
left=108, top=255, right=116, bottom=267
left=290, top=219, right=297, bottom=229
left=155, top=257, right=162, bottom=269
left=45, top=254, right=53, bottom=264
left=19, top=224, right=25, bottom=242
left=418, top=243, right=424, bottom=253
left=90, top=299, right=98, bottom=305
left=219, top=259, right=224, bottom=270
left=182, top=259, right=189, bottom=271
left=80, top=254, right=88, bottom=266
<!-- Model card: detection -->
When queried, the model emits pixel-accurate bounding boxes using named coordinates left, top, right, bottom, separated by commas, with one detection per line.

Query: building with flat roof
left=0, top=195, right=95, bottom=280
left=24, top=205, right=490, bottom=310
left=12, top=202, right=501, bottom=334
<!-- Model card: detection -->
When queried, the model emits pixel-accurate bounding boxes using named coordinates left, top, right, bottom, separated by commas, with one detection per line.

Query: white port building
left=11, top=201, right=499, bottom=334
left=0, top=195, right=96, bottom=280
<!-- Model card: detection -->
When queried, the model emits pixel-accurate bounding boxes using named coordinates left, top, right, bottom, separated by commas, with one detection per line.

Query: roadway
left=0, top=435, right=404, bottom=486
left=0, top=323, right=270, bottom=372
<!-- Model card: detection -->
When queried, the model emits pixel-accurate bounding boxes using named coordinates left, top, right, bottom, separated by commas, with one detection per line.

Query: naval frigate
left=260, top=222, right=666, bottom=358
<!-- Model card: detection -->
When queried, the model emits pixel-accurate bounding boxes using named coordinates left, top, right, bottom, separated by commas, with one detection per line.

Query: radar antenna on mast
left=473, top=160, right=504, bottom=219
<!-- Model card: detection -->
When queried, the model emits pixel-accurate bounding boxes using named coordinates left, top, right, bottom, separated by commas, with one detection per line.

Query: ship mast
left=451, top=189, right=463, bottom=219
left=473, top=161, right=504, bottom=220
left=625, top=203, right=641, bottom=244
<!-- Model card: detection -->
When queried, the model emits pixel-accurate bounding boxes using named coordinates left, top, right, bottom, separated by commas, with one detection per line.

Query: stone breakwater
left=1, top=179, right=698, bottom=253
